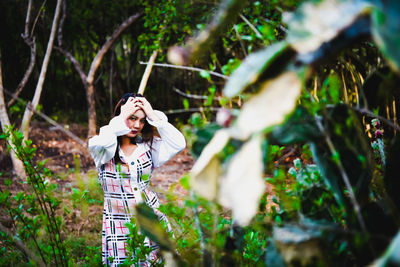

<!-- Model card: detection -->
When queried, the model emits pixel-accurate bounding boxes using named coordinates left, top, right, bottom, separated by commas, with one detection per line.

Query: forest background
left=1, top=0, right=400, bottom=266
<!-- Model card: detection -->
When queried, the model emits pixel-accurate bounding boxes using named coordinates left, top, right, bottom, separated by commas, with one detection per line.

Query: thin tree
left=56, top=8, right=143, bottom=138
left=20, top=0, right=63, bottom=139
left=0, top=50, right=25, bottom=178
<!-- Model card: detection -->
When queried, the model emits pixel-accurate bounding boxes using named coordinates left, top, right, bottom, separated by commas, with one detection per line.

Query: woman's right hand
left=119, top=97, right=139, bottom=120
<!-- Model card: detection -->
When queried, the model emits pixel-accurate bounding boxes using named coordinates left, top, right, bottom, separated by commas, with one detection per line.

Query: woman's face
left=125, top=109, right=146, bottom=138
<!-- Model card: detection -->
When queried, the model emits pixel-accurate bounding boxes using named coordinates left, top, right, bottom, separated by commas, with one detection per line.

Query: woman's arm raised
left=147, top=110, right=186, bottom=168
left=88, top=116, right=131, bottom=168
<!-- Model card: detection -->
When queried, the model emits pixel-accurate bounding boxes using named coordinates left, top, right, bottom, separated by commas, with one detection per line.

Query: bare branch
left=163, top=107, right=225, bottom=115
left=351, top=107, right=400, bottom=132
left=21, top=0, right=63, bottom=139
left=8, top=0, right=38, bottom=107
left=8, top=41, right=36, bottom=107
left=57, top=0, right=67, bottom=46
left=234, top=25, right=247, bottom=56
left=239, top=14, right=263, bottom=39
left=173, top=87, right=222, bottom=101
left=139, top=61, right=228, bottom=80
left=86, top=12, right=143, bottom=84
left=23, top=0, right=33, bottom=38
left=31, top=0, right=48, bottom=37
left=138, top=50, right=158, bottom=95
left=54, top=47, right=87, bottom=85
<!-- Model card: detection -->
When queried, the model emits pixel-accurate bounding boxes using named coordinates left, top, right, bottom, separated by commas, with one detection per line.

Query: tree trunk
left=0, top=50, right=25, bottom=178
left=87, top=83, right=97, bottom=138
left=20, top=0, right=62, bottom=140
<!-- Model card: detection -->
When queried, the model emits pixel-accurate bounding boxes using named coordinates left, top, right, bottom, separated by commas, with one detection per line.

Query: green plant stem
left=0, top=222, right=47, bottom=267
left=8, top=138, right=67, bottom=266
left=0, top=186, right=47, bottom=265
left=315, top=116, right=375, bottom=257
left=190, top=191, right=207, bottom=259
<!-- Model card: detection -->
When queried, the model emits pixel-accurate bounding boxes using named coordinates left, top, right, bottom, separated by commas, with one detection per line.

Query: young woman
left=88, top=93, right=186, bottom=266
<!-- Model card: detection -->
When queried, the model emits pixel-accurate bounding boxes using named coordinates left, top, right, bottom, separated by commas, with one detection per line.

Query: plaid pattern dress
left=89, top=111, right=186, bottom=266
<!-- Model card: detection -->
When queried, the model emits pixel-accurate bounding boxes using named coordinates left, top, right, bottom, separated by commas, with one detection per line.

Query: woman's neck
left=120, top=136, right=137, bottom=156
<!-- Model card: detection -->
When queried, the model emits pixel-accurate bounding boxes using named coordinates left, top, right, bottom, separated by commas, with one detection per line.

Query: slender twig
left=172, top=87, right=222, bottom=101
left=139, top=61, right=228, bottom=80
left=8, top=0, right=37, bottom=107
left=54, top=47, right=87, bottom=85
left=261, top=17, right=288, bottom=33
left=21, top=0, right=63, bottom=140
left=23, top=0, right=33, bottom=37
left=350, top=106, right=400, bottom=132
left=163, top=107, right=225, bottom=115
left=30, top=0, right=48, bottom=37
left=239, top=14, right=263, bottom=39
left=233, top=25, right=247, bottom=56
left=86, top=12, right=143, bottom=84
left=315, top=116, right=368, bottom=234
left=305, top=88, right=371, bottom=252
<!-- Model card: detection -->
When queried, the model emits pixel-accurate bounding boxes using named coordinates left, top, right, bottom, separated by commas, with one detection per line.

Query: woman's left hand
left=133, top=97, right=161, bottom=121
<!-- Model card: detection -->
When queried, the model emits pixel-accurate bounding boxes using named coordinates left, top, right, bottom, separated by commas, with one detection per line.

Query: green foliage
left=163, top=0, right=400, bottom=265
left=0, top=126, right=67, bottom=266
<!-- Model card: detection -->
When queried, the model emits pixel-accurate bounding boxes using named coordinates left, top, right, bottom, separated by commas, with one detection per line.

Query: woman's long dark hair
left=113, top=93, right=157, bottom=164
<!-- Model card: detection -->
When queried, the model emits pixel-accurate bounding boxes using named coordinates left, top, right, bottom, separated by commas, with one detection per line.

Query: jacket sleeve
left=88, top=115, right=131, bottom=168
left=148, top=110, right=186, bottom=168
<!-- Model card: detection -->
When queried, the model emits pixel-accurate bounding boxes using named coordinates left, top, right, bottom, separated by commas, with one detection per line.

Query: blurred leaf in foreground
left=371, top=230, right=400, bottom=266
left=371, top=0, right=400, bottom=73
left=231, top=71, right=302, bottom=140
left=284, top=0, right=370, bottom=54
left=190, top=129, right=230, bottom=200
left=223, top=42, right=290, bottom=98
left=218, top=135, right=265, bottom=226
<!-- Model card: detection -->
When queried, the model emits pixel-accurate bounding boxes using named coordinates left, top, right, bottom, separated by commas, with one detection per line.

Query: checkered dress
left=89, top=111, right=186, bottom=266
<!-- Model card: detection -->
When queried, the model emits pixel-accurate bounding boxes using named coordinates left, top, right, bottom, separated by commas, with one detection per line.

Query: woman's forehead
left=133, top=109, right=146, bottom=118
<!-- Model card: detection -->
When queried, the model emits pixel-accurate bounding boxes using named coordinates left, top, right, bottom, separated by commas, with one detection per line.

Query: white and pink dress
left=89, top=111, right=186, bottom=266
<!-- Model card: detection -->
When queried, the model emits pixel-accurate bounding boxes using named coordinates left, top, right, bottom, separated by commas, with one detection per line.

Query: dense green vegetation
left=1, top=0, right=400, bottom=266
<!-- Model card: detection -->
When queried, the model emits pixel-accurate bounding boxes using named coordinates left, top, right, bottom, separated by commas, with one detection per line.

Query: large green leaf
left=384, top=134, right=400, bottom=211
left=284, top=0, right=371, bottom=54
left=191, top=123, right=222, bottom=158
left=371, top=0, right=400, bottom=72
left=135, top=204, right=175, bottom=251
left=223, top=42, right=290, bottom=97
left=268, top=107, right=322, bottom=145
